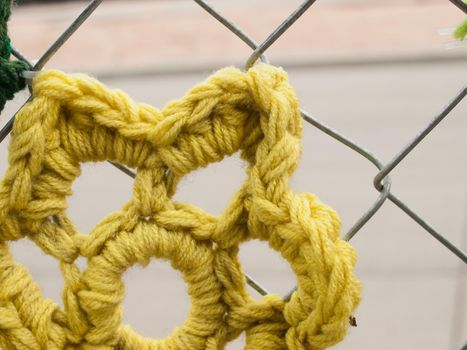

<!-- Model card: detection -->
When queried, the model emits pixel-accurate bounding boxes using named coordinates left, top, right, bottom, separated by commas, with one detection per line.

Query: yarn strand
left=0, top=0, right=30, bottom=113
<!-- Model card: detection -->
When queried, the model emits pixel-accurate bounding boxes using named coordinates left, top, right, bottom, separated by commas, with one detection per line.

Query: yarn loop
left=0, top=64, right=361, bottom=349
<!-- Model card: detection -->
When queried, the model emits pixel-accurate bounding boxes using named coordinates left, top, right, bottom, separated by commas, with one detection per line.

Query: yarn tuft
left=454, top=18, right=467, bottom=40
left=0, top=0, right=30, bottom=113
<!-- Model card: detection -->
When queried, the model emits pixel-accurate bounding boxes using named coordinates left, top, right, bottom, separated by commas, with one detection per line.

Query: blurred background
left=0, top=0, right=466, bottom=349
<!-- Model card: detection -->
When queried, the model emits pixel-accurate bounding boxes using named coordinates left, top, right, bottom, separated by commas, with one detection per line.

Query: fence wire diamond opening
left=1, top=0, right=466, bottom=347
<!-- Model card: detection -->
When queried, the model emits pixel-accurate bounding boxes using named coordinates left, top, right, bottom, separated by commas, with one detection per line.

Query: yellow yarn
left=0, top=64, right=361, bottom=349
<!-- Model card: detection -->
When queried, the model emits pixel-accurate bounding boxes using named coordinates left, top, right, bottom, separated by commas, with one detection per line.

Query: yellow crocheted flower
left=0, top=64, right=361, bottom=349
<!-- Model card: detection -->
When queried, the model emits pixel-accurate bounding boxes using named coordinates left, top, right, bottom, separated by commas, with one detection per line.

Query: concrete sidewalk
left=8, top=0, right=466, bottom=76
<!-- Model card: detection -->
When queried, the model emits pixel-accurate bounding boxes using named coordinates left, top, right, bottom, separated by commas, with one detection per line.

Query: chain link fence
left=0, top=0, right=466, bottom=348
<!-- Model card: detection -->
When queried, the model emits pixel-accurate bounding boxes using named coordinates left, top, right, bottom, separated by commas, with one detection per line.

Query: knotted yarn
left=0, top=63, right=361, bottom=349
left=0, top=0, right=30, bottom=113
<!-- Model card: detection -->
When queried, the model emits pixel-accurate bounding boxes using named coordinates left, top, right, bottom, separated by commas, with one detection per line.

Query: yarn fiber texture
left=0, top=0, right=30, bottom=112
left=0, top=63, right=361, bottom=349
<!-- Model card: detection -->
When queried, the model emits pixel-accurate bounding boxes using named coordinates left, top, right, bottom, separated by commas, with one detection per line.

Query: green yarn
left=0, top=0, right=30, bottom=113
left=452, top=0, right=467, bottom=40
left=453, top=18, right=467, bottom=40
left=0, top=0, right=11, bottom=50
left=2, top=37, right=12, bottom=58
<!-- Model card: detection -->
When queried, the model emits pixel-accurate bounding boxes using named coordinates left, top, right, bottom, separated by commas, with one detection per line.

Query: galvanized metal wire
left=2, top=0, right=466, bottom=306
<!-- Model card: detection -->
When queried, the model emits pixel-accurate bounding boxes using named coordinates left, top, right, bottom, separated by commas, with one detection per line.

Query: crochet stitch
left=0, top=64, right=361, bottom=349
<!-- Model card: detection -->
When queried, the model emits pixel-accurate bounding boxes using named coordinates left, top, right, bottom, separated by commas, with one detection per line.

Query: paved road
left=1, top=60, right=466, bottom=349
